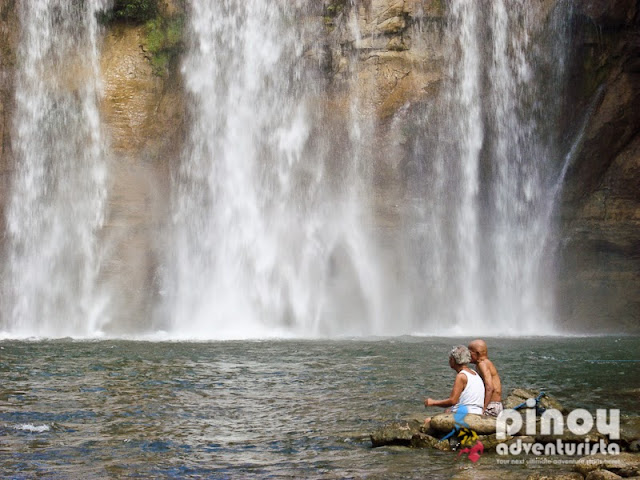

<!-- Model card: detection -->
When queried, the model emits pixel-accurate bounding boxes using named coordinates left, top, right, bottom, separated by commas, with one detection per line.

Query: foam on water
left=15, top=424, right=51, bottom=433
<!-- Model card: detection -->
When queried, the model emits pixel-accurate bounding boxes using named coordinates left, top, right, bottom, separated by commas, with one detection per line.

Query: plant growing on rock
left=323, top=0, right=349, bottom=29
left=97, top=0, right=185, bottom=77
left=143, top=15, right=185, bottom=76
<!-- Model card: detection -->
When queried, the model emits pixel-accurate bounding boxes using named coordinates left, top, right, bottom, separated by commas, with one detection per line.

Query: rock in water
left=370, top=420, right=422, bottom=447
left=370, top=420, right=452, bottom=449
left=428, top=413, right=497, bottom=435
left=504, top=388, right=567, bottom=414
left=620, top=417, right=640, bottom=449
left=410, top=433, right=451, bottom=450
left=574, top=452, right=640, bottom=477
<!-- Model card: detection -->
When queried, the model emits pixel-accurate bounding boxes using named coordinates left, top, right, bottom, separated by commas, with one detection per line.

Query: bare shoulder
left=476, top=358, right=492, bottom=373
left=478, top=358, right=497, bottom=377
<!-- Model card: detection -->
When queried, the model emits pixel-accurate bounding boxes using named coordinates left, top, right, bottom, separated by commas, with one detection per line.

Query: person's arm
left=424, top=372, right=466, bottom=408
left=477, top=361, right=494, bottom=411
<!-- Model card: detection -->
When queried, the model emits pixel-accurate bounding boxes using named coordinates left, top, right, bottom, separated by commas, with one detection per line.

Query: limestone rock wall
left=317, top=0, right=447, bottom=235
left=322, top=0, right=640, bottom=333
left=558, top=0, right=640, bottom=332
left=0, top=0, right=17, bottom=239
left=98, top=20, right=185, bottom=332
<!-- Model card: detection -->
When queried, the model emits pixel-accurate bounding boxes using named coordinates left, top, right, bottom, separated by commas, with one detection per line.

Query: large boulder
left=428, top=413, right=497, bottom=435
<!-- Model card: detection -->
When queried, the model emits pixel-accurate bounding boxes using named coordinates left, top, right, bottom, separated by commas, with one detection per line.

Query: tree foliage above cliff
left=101, top=0, right=158, bottom=23
left=97, top=0, right=185, bottom=76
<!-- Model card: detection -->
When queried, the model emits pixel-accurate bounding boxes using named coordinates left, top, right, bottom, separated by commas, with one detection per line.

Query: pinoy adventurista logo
left=496, top=397, right=621, bottom=457
left=441, top=405, right=484, bottom=463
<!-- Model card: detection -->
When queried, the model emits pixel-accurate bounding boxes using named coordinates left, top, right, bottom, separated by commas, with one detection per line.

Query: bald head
left=468, top=339, right=487, bottom=363
left=469, top=339, right=487, bottom=353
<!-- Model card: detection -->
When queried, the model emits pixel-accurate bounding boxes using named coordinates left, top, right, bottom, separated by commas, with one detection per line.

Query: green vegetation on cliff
left=99, top=0, right=185, bottom=76
left=323, top=0, right=348, bottom=30
left=144, top=15, right=185, bottom=75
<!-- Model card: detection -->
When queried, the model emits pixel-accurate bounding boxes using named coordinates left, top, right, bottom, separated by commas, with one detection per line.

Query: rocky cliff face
left=558, top=0, right=640, bottom=332
left=312, top=0, right=640, bottom=333
left=0, top=0, right=637, bottom=332
left=0, top=0, right=17, bottom=238
left=98, top=19, right=185, bottom=332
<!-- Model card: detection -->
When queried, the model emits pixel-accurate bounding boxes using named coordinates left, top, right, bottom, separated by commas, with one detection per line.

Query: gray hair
left=449, top=345, right=471, bottom=365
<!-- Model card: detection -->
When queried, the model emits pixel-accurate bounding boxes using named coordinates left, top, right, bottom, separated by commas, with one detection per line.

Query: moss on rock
left=98, top=0, right=185, bottom=76
left=143, top=14, right=185, bottom=76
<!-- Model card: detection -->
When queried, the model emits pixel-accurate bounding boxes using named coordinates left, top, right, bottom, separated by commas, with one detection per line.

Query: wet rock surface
left=558, top=0, right=640, bottom=333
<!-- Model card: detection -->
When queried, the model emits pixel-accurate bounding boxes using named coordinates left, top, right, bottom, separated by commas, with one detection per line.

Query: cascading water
left=163, top=1, right=384, bottom=338
left=409, top=0, right=571, bottom=335
left=1, top=1, right=109, bottom=337
left=486, top=0, right=558, bottom=334
left=0, top=0, right=573, bottom=339
left=426, top=0, right=485, bottom=333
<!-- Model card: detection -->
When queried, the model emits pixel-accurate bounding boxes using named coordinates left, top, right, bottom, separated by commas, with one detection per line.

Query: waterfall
left=163, top=1, right=383, bottom=338
left=430, top=0, right=485, bottom=332
left=0, top=0, right=573, bottom=339
left=486, top=0, right=554, bottom=334
left=2, top=1, right=109, bottom=337
left=410, top=0, right=571, bottom=335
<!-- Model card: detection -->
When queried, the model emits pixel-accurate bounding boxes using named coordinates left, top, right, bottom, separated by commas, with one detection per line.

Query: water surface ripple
left=1, top=337, right=638, bottom=478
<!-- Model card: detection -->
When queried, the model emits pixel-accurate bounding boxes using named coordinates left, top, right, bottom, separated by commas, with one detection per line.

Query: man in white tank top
left=424, top=345, right=485, bottom=415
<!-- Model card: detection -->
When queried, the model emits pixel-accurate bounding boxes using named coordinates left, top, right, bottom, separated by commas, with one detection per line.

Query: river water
left=1, top=336, right=638, bottom=479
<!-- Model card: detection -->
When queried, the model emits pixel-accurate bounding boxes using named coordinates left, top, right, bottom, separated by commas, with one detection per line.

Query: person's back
left=468, top=339, right=503, bottom=417
left=476, top=357, right=501, bottom=400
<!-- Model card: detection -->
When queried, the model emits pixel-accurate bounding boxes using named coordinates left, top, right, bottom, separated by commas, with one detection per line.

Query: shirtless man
left=468, top=339, right=503, bottom=417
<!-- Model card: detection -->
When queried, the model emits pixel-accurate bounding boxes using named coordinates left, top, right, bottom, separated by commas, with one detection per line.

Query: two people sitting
left=424, top=339, right=503, bottom=418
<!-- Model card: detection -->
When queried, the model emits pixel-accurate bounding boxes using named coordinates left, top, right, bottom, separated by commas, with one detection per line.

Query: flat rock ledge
left=369, top=414, right=506, bottom=450
left=370, top=418, right=640, bottom=480
left=370, top=390, right=640, bottom=454
left=429, top=412, right=497, bottom=434
left=369, top=390, right=640, bottom=480
left=369, top=419, right=451, bottom=449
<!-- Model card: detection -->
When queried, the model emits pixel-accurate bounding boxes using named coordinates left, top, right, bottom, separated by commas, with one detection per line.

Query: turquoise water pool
left=1, top=337, right=638, bottom=478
